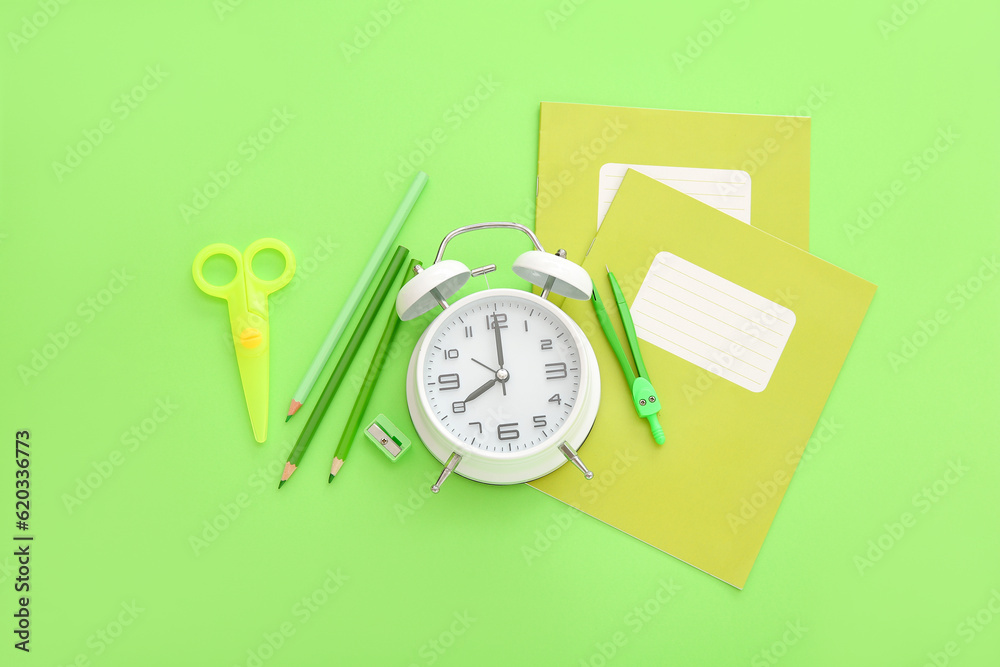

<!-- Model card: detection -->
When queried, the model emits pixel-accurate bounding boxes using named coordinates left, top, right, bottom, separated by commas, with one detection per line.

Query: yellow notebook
left=530, top=170, right=876, bottom=589
left=535, top=102, right=811, bottom=264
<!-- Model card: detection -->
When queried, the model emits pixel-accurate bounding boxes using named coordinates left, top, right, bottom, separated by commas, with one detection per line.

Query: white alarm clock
left=396, top=222, right=600, bottom=493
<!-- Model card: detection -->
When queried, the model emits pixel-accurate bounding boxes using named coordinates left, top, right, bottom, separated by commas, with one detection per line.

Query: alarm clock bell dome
left=512, top=251, right=593, bottom=301
left=396, top=259, right=471, bottom=320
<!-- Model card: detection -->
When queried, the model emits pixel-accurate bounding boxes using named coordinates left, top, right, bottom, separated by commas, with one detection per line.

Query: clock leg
left=431, top=452, right=463, bottom=493
left=558, top=443, right=594, bottom=480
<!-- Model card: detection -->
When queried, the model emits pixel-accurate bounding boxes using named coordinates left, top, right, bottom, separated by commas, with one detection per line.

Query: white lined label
left=598, top=163, right=752, bottom=228
left=631, top=252, right=795, bottom=392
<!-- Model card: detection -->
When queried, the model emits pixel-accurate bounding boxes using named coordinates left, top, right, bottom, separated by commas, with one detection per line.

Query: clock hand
left=472, top=358, right=497, bottom=373
left=463, top=377, right=496, bottom=404
left=492, top=313, right=505, bottom=368
left=491, top=313, right=507, bottom=396
left=471, top=358, right=508, bottom=397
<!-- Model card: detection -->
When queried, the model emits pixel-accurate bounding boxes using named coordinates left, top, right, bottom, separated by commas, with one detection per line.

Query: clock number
left=497, top=423, right=520, bottom=440
left=533, top=415, right=547, bottom=428
left=464, top=326, right=473, bottom=338
left=524, top=320, right=529, bottom=332
left=444, top=348, right=459, bottom=359
left=545, top=362, right=567, bottom=380
left=540, top=339, right=553, bottom=350
left=452, top=401, right=466, bottom=414
left=469, top=421, right=483, bottom=433
left=438, top=373, right=461, bottom=390
left=486, top=312, right=508, bottom=329
left=548, top=393, right=561, bottom=405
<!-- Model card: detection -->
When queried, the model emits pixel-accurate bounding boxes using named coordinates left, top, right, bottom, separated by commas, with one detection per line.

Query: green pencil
left=279, top=246, right=410, bottom=488
left=286, top=171, right=427, bottom=420
left=329, top=259, right=417, bottom=483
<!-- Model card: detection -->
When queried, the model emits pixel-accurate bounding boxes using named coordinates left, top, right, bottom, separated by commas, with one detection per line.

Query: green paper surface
left=2, top=1, right=998, bottom=665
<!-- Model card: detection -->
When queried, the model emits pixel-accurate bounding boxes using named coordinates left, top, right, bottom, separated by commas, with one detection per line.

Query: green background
left=3, top=0, right=998, bottom=665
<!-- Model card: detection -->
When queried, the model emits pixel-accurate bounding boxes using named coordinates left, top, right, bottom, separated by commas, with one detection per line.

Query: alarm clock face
left=419, top=292, right=583, bottom=456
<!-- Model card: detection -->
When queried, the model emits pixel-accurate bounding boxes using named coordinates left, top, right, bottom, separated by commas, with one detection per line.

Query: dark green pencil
left=329, top=258, right=417, bottom=483
left=279, top=246, right=410, bottom=488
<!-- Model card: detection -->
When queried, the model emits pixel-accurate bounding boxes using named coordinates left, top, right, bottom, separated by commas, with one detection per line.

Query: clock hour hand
left=472, top=356, right=506, bottom=396
left=463, top=377, right=496, bottom=404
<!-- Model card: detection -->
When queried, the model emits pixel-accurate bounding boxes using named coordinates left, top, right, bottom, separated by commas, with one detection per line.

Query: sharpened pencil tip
left=278, top=480, right=286, bottom=489
left=328, top=474, right=335, bottom=484
left=286, top=400, right=302, bottom=419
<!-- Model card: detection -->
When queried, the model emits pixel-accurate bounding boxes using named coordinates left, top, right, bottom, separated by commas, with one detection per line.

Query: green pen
left=591, top=267, right=665, bottom=445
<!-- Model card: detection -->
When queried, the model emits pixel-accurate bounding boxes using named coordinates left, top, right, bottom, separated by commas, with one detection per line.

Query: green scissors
left=192, top=238, right=296, bottom=443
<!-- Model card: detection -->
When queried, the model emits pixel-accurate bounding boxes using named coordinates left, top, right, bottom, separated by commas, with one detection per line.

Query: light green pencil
left=286, top=171, right=427, bottom=419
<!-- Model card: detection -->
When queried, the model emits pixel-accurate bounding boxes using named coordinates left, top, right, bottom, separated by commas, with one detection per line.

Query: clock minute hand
left=492, top=313, right=504, bottom=368
left=491, top=313, right=508, bottom=396
left=463, top=377, right=496, bottom=404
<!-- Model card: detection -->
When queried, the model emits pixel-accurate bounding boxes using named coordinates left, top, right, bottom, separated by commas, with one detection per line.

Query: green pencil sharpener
left=365, top=414, right=411, bottom=461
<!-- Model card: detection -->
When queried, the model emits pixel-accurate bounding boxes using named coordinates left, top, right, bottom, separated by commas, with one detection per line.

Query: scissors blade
left=232, top=317, right=271, bottom=443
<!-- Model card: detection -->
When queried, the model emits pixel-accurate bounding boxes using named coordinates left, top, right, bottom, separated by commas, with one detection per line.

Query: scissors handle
left=242, top=238, right=296, bottom=298
left=192, top=239, right=296, bottom=312
left=192, top=243, right=244, bottom=300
